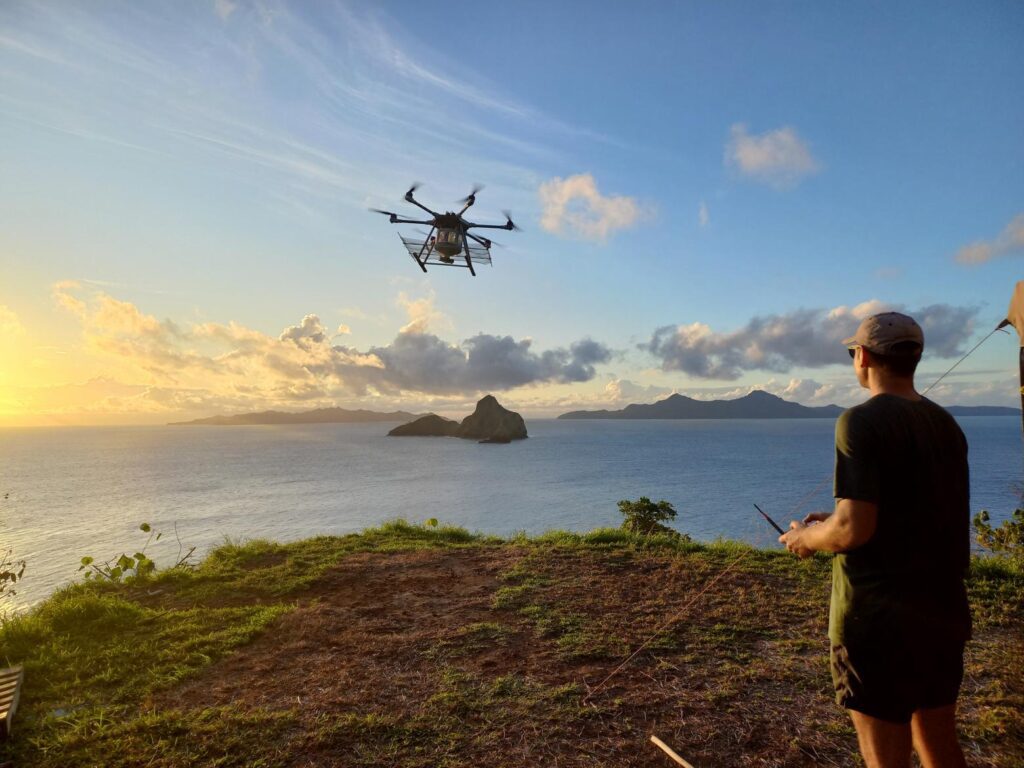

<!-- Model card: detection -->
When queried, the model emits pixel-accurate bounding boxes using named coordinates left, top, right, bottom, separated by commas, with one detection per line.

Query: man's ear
left=857, top=347, right=872, bottom=370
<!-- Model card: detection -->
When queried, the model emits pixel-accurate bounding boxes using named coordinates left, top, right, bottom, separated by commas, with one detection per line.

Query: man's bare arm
left=779, top=498, right=878, bottom=557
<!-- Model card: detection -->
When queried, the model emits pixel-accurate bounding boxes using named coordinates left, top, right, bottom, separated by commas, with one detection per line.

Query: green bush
left=617, top=496, right=686, bottom=538
left=974, top=508, right=1024, bottom=568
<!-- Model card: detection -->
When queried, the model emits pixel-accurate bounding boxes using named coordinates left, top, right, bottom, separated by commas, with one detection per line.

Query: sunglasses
left=848, top=346, right=859, bottom=359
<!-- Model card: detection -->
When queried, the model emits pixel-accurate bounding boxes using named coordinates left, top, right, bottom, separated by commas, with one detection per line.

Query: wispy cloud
left=726, top=124, right=820, bottom=187
left=955, top=212, right=1024, bottom=265
left=0, top=32, right=65, bottom=64
left=1, top=0, right=607, bottom=222
left=538, top=174, right=648, bottom=242
left=698, top=200, right=709, bottom=227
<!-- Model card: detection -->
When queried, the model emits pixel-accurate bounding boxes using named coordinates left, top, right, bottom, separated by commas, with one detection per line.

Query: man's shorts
left=830, top=638, right=966, bottom=724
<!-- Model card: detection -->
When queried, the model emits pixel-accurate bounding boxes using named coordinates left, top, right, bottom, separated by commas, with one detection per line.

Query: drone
left=371, top=184, right=519, bottom=276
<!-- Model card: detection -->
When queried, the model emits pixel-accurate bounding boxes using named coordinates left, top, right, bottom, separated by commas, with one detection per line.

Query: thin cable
left=921, top=325, right=1005, bottom=396
left=582, top=549, right=750, bottom=702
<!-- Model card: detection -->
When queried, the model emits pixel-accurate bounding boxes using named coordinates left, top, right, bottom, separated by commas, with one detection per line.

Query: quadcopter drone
left=371, top=184, right=519, bottom=276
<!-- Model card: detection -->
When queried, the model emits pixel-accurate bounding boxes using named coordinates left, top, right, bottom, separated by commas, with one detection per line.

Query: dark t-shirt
left=829, top=394, right=972, bottom=647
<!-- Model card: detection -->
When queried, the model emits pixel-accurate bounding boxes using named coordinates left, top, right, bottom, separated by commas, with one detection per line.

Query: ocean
left=1, top=416, right=1020, bottom=609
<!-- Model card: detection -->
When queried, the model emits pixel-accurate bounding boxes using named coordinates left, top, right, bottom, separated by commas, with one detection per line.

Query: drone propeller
left=458, top=184, right=484, bottom=205
left=369, top=208, right=397, bottom=217
left=502, top=210, right=521, bottom=231
left=404, top=182, right=421, bottom=200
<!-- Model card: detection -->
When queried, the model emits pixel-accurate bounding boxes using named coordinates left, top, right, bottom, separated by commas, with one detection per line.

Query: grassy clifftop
left=1, top=522, right=1021, bottom=767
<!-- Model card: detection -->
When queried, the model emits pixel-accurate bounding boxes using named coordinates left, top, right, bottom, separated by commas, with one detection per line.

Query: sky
left=1, top=0, right=1022, bottom=426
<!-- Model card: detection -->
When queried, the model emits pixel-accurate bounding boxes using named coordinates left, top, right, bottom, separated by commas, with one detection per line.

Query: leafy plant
left=0, top=491, right=26, bottom=604
left=617, top=496, right=685, bottom=538
left=0, top=548, right=26, bottom=602
left=79, top=522, right=195, bottom=582
left=973, top=508, right=1024, bottom=565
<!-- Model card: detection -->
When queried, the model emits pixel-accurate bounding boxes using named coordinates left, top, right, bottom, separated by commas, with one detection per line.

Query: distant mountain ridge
left=558, top=391, right=1020, bottom=420
left=558, top=391, right=843, bottom=420
left=169, top=407, right=422, bottom=426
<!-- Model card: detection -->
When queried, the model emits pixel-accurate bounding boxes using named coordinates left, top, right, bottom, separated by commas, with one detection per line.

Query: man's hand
left=779, top=521, right=815, bottom=558
left=803, top=511, right=832, bottom=525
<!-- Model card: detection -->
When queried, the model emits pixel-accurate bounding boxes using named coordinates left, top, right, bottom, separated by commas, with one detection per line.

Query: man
left=779, top=312, right=971, bottom=768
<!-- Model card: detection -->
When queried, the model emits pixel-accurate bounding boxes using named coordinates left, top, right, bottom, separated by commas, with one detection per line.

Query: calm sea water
left=1, top=417, right=1020, bottom=609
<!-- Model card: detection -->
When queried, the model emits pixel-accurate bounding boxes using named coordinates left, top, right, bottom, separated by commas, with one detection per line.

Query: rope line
left=582, top=549, right=750, bottom=702
left=921, top=325, right=1005, bottom=396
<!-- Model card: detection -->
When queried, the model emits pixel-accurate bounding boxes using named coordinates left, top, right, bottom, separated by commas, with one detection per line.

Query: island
left=558, top=391, right=1021, bottom=420
left=388, top=395, right=527, bottom=442
left=558, top=390, right=843, bottom=419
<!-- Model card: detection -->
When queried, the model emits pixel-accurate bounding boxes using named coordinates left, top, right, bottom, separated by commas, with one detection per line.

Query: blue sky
left=1, top=0, right=1022, bottom=424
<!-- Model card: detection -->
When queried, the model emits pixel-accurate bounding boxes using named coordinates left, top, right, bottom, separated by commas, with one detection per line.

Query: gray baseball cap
left=842, top=312, right=924, bottom=354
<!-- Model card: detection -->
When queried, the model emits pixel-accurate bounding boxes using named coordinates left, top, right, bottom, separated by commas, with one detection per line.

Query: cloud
left=726, top=124, right=820, bottom=187
left=212, top=0, right=237, bottom=20
left=874, top=266, right=903, bottom=280
left=279, top=314, right=328, bottom=347
left=698, top=201, right=709, bottom=228
left=955, top=212, right=1024, bottom=265
left=604, top=377, right=675, bottom=403
left=642, top=301, right=977, bottom=380
left=397, top=292, right=450, bottom=335
left=45, top=283, right=612, bottom=416
left=538, top=174, right=646, bottom=241
left=0, top=305, right=25, bottom=337
left=370, top=333, right=612, bottom=395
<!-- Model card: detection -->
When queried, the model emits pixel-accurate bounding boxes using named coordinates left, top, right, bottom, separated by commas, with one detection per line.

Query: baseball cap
left=842, top=312, right=924, bottom=355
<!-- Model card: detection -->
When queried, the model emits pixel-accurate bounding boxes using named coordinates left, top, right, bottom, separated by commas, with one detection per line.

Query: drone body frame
left=371, top=185, right=518, bottom=276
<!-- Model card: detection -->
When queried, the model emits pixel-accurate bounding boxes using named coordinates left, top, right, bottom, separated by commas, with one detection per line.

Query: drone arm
left=465, top=222, right=514, bottom=231
left=465, top=231, right=491, bottom=248
left=405, top=192, right=439, bottom=218
left=391, top=217, right=434, bottom=225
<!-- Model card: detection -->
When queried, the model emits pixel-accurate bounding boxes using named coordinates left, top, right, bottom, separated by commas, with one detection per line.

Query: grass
left=1, top=519, right=1021, bottom=767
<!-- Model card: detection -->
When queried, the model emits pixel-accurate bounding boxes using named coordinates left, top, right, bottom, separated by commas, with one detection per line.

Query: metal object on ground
left=650, top=735, right=698, bottom=767
left=0, top=665, right=24, bottom=741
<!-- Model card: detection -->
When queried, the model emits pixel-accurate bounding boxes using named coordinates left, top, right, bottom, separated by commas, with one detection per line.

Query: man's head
left=843, top=312, right=923, bottom=386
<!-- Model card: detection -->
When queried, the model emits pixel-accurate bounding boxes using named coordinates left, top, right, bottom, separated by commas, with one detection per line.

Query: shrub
left=1, top=492, right=26, bottom=605
left=617, top=496, right=683, bottom=537
left=973, top=508, right=1024, bottom=568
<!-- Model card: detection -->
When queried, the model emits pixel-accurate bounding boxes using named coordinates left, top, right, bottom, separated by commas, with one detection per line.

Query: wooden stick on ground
left=650, top=735, right=697, bottom=768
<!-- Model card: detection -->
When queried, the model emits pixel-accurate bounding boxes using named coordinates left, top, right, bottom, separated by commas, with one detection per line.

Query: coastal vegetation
left=0, top=520, right=1020, bottom=767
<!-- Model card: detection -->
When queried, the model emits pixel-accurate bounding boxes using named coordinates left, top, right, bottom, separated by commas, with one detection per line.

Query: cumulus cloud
left=538, top=173, right=646, bottom=241
left=604, top=377, right=675, bottom=403
left=47, top=283, right=612, bottom=416
left=642, top=301, right=977, bottom=380
left=279, top=314, right=328, bottom=347
left=370, top=333, right=612, bottom=395
left=397, top=291, right=450, bottom=335
left=955, top=212, right=1024, bottom=265
left=726, top=124, right=820, bottom=187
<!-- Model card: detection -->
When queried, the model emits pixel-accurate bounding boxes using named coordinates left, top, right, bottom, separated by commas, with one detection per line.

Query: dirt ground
left=151, top=545, right=1020, bottom=767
